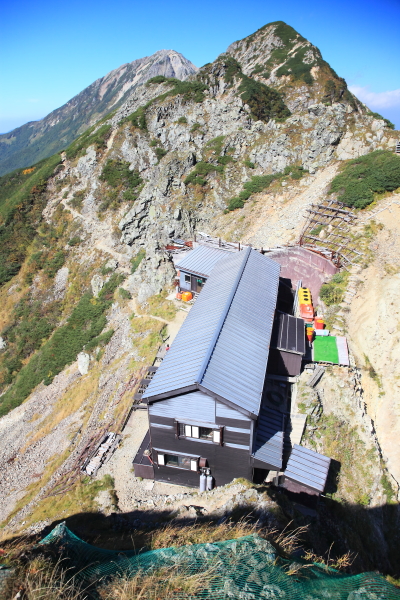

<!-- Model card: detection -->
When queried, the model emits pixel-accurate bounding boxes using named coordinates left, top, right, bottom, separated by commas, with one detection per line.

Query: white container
left=199, top=473, right=207, bottom=492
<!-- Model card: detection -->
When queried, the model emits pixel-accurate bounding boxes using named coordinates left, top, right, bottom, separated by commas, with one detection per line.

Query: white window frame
left=178, top=422, right=223, bottom=445
left=156, top=451, right=198, bottom=471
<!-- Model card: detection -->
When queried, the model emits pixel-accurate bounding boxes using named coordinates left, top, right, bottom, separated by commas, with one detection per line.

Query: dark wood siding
left=224, top=429, right=250, bottom=447
left=149, top=414, right=175, bottom=427
left=151, top=425, right=252, bottom=487
left=216, top=416, right=251, bottom=429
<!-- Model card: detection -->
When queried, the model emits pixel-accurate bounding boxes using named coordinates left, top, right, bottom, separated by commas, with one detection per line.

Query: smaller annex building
left=137, top=247, right=331, bottom=493
left=175, top=244, right=234, bottom=295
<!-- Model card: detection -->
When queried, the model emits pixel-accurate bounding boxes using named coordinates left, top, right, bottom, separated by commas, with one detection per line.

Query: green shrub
left=262, top=71, right=270, bottom=79
left=177, top=116, right=188, bottom=124
left=225, top=197, right=245, bottom=212
left=217, top=155, right=234, bottom=166
left=65, top=124, right=112, bottom=159
left=85, top=329, right=115, bottom=352
left=190, top=122, right=202, bottom=133
left=205, top=136, right=225, bottom=155
left=282, top=164, right=305, bottom=180
left=119, top=287, right=132, bottom=300
left=68, top=236, right=81, bottom=246
left=276, top=47, right=314, bottom=85
left=238, top=75, right=291, bottom=122
left=123, top=79, right=208, bottom=131
left=69, top=189, right=85, bottom=209
left=0, top=274, right=124, bottom=416
left=123, top=189, right=141, bottom=202
left=44, top=250, right=65, bottom=278
left=0, top=154, right=62, bottom=286
left=251, top=64, right=264, bottom=75
left=244, top=160, right=255, bottom=169
left=367, top=111, right=395, bottom=130
left=184, top=161, right=223, bottom=186
left=0, top=294, right=62, bottom=385
left=155, top=147, right=168, bottom=161
left=329, top=150, right=400, bottom=209
left=225, top=164, right=303, bottom=211
left=100, top=159, right=142, bottom=189
left=127, top=105, right=148, bottom=130
left=131, top=249, right=145, bottom=274
left=146, top=75, right=168, bottom=85
left=320, top=272, right=348, bottom=306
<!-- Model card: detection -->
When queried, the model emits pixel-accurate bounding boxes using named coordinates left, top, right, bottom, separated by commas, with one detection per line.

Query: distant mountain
left=0, top=49, right=198, bottom=176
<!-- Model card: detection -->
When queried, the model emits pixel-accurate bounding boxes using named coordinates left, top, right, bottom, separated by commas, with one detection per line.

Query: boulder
left=77, top=352, right=90, bottom=375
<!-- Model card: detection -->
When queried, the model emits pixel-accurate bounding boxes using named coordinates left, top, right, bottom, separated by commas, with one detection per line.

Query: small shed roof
left=143, top=247, right=280, bottom=418
left=284, top=444, right=331, bottom=492
left=176, top=245, right=232, bottom=278
left=252, top=407, right=285, bottom=469
left=270, top=312, right=305, bottom=355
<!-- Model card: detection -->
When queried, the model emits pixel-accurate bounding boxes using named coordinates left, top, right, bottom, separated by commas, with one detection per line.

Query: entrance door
left=191, top=276, right=205, bottom=293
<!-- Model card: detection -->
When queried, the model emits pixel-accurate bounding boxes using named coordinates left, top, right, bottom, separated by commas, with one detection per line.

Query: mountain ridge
left=0, top=49, right=198, bottom=176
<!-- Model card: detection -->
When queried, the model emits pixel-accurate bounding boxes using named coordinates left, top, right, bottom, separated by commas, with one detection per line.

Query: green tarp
left=313, top=336, right=340, bottom=364
left=39, top=523, right=400, bottom=599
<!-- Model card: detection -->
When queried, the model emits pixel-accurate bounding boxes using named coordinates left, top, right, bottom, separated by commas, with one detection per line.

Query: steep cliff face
left=0, top=21, right=399, bottom=542
left=0, top=50, right=198, bottom=176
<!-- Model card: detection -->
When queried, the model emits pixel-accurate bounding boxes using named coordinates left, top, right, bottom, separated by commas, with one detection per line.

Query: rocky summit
left=0, top=20, right=400, bottom=592
left=0, top=49, right=198, bottom=176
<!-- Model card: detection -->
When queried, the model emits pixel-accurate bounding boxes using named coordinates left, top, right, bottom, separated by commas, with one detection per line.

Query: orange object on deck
left=176, top=292, right=182, bottom=300
left=300, top=303, right=314, bottom=322
left=315, top=318, right=324, bottom=330
left=181, top=291, right=193, bottom=302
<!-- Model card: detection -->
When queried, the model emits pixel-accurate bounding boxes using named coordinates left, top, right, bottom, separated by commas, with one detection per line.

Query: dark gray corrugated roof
left=143, top=248, right=280, bottom=418
left=284, top=444, right=331, bottom=492
left=270, top=313, right=305, bottom=355
left=176, top=245, right=232, bottom=278
left=252, top=407, right=284, bottom=469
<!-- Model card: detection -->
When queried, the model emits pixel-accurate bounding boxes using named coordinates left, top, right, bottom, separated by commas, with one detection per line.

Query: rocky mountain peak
left=224, top=21, right=362, bottom=112
left=0, top=50, right=198, bottom=176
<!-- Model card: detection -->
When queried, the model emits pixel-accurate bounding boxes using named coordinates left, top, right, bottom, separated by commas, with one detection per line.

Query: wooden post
left=219, top=238, right=221, bottom=247
left=238, top=242, right=241, bottom=251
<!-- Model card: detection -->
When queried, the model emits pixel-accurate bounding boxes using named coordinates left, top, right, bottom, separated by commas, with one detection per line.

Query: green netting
left=313, top=336, right=340, bottom=364
left=40, top=523, right=400, bottom=599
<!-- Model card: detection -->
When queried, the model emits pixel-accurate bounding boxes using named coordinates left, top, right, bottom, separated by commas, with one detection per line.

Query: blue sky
left=1, top=0, right=399, bottom=133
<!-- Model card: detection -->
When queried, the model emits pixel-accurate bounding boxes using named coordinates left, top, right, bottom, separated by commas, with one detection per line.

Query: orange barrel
left=300, top=304, right=314, bottom=320
left=315, top=318, right=324, bottom=330
left=176, top=292, right=182, bottom=300
left=181, top=291, right=193, bottom=302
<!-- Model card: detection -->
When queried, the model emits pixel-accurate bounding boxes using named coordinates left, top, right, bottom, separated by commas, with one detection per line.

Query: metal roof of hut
left=175, top=245, right=232, bottom=278
left=143, top=247, right=280, bottom=418
left=284, top=444, right=331, bottom=492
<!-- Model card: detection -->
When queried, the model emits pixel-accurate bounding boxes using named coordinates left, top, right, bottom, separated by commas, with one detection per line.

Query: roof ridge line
left=195, top=246, right=252, bottom=386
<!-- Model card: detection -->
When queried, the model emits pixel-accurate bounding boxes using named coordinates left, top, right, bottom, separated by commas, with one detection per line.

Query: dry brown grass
left=136, top=290, right=177, bottom=322
left=98, top=565, right=217, bottom=600
left=20, top=365, right=100, bottom=455
left=129, top=317, right=166, bottom=371
left=3, top=556, right=84, bottom=600
left=149, top=518, right=258, bottom=549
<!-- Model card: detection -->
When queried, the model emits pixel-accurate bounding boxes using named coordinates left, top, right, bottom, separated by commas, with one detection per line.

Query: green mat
left=313, top=336, right=339, bottom=364
left=39, top=523, right=400, bottom=599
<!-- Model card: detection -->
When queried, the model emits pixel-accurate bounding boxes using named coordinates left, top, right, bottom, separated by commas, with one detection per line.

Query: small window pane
left=191, top=426, right=199, bottom=438
left=158, top=454, right=165, bottom=465
left=213, top=430, right=221, bottom=444
left=165, top=454, right=178, bottom=467
left=184, top=274, right=190, bottom=283
left=199, top=427, right=213, bottom=440
left=178, top=456, right=191, bottom=469
left=184, top=425, right=192, bottom=437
